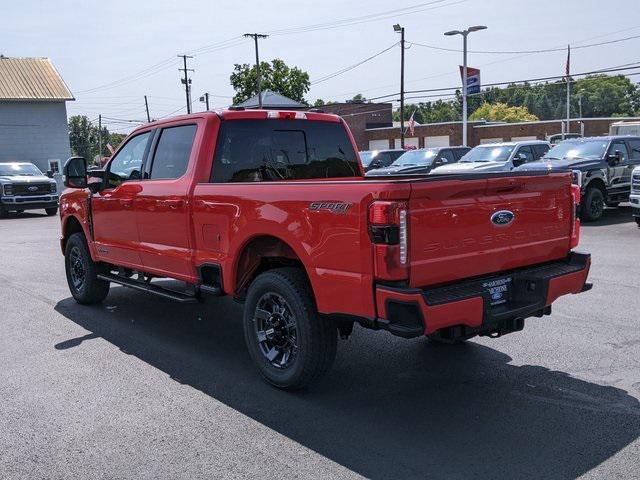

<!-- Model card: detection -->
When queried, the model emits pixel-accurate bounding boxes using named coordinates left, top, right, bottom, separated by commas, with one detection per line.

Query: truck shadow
left=582, top=205, right=635, bottom=227
left=54, top=289, right=640, bottom=480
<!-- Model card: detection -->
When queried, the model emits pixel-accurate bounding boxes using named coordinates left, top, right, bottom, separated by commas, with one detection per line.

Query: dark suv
left=514, top=136, right=640, bottom=221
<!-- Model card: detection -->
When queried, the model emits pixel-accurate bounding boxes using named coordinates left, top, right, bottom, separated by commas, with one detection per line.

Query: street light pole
left=394, top=24, right=405, bottom=148
left=462, top=32, right=468, bottom=147
left=444, top=25, right=487, bottom=146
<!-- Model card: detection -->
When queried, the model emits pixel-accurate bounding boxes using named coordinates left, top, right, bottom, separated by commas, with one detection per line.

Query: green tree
left=573, top=75, right=639, bottom=117
left=230, top=59, right=310, bottom=105
left=470, top=102, right=538, bottom=122
left=68, top=115, right=112, bottom=163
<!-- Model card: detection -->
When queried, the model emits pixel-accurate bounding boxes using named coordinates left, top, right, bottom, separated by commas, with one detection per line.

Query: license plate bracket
left=482, top=277, right=512, bottom=307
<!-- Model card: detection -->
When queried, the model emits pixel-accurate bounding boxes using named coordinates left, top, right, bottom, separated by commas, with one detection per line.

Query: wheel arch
left=230, top=234, right=313, bottom=301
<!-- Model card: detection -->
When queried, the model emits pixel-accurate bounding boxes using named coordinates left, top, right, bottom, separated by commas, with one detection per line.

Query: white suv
left=430, top=140, right=551, bottom=174
left=631, top=166, right=640, bottom=226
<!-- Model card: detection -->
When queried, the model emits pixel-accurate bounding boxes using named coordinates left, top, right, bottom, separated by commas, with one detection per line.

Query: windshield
left=543, top=140, right=608, bottom=161
left=359, top=151, right=375, bottom=167
left=391, top=149, right=438, bottom=167
left=0, top=163, right=43, bottom=176
left=460, top=145, right=514, bottom=163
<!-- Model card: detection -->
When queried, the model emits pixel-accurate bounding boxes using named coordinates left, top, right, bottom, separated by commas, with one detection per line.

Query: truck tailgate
left=408, top=173, right=573, bottom=288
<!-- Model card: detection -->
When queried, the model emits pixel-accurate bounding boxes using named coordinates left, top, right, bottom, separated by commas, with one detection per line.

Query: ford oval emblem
left=28, top=186, right=38, bottom=191
left=491, top=210, right=515, bottom=226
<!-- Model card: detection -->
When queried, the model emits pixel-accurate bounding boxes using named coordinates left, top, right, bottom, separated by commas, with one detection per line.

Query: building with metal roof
left=0, top=57, right=73, bottom=186
left=236, top=90, right=307, bottom=110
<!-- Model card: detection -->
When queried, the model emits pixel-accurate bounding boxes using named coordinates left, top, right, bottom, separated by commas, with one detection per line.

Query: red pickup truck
left=60, top=109, right=591, bottom=389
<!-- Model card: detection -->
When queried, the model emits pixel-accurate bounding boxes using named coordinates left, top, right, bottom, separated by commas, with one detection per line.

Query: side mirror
left=46, top=169, right=54, bottom=178
left=513, top=153, right=527, bottom=166
left=63, top=156, right=88, bottom=189
left=607, top=151, right=622, bottom=166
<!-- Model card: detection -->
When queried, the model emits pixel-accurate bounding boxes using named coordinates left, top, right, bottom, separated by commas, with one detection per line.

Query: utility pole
left=444, top=25, right=487, bottom=146
left=144, top=95, right=151, bottom=122
left=393, top=24, right=405, bottom=148
left=243, top=33, right=268, bottom=108
left=200, top=92, right=210, bottom=111
left=565, top=45, right=571, bottom=139
left=98, top=114, right=102, bottom=165
left=178, top=54, right=194, bottom=114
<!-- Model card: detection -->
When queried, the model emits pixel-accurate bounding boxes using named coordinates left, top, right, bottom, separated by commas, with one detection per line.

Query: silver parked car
left=429, top=140, right=551, bottom=174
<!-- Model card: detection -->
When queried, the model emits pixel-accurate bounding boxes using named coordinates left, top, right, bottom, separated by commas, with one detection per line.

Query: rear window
left=210, top=119, right=359, bottom=182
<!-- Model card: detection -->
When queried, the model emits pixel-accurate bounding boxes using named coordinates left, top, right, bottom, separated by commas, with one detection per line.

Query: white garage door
left=394, top=137, right=419, bottom=149
left=424, top=135, right=450, bottom=147
left=480, top=137, right=503, bottom=144
left=368, top=139, right=390, bottom=150
left=511, top=136, right=537, bottom=142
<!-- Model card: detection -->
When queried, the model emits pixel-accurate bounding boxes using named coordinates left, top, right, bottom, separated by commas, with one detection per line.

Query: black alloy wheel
left=253, top=292, right=299, bottom=369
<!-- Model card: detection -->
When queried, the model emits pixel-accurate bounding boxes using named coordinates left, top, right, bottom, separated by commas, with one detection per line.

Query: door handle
left=119, top=198, right=133, bottom=208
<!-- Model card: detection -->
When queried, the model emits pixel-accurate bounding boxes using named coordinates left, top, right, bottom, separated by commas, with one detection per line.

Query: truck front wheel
left=581, top=187, right=605, bottom=222
left=243, top=268, right=337, bottom=390
left=64, top=233, right=110, bottom=304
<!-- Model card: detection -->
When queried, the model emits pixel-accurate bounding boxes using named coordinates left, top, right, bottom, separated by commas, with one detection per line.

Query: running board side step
left=97, top=273, right=199, bottom=303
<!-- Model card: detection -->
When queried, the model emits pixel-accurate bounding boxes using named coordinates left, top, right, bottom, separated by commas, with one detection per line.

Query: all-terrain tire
left=64, top=232, right=110, bottom=304
left=581, top=187, right=605, bottom=222
left=243, top=267, right=337, bottom=390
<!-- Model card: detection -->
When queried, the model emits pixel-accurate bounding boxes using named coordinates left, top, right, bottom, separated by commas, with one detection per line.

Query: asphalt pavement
left=1, top=207, right=639, bottom=479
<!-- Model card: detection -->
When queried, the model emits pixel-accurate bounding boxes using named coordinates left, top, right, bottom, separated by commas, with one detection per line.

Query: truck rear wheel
left=64, top=233, right=110, bottom=304
left=243, top=267, right=337, bottom=390
left=581, top=187, right=605, bottom=222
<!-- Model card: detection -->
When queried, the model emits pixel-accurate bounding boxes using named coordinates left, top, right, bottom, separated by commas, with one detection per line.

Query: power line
left=408, top=33, right=640, bottom=55
left=311, top=42, right=398, bottom=85
left=366, top=63, right=640, bottom=101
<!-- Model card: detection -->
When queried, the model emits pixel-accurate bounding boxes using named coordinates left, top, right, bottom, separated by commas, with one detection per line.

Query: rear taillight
left=369, top=201, right=408, bottom=280
left=570, top=184, right=581, bottom=249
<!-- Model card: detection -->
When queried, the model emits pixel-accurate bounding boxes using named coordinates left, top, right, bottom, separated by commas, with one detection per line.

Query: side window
left=106, top=131, right=151, bottom=188
left=149, top=125, right=197, bottom=180
left=439, top=150, right=455, bottom=164
left=533, top=144, right=550, bottom=159
left=515, top=146, right=535, bottom=163
left=609, top=142, right=629, bottom=163
left=454, top=149, right=468, bottom=160
left=628, top=140, right=640, bottom=160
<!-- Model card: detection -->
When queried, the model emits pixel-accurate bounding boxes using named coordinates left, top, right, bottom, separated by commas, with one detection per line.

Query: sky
left=3, top=0, right=639, bottom=133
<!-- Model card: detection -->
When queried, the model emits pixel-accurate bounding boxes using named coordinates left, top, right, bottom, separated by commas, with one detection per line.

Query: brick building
left=328, top=101, right=640, bottom=150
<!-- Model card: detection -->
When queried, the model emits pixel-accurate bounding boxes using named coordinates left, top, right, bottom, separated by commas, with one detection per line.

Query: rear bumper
left=374, top=252, right=591, bottom=339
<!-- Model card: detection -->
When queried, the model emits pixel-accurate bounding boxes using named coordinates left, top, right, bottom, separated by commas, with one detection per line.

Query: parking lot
left=1, top=207, right=639, bottom=479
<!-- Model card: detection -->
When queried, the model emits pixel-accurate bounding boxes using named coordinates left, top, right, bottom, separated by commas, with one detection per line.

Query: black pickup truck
left=515, top=136, right=640, bottom=221
left=0, top=162, right=58, bottom=216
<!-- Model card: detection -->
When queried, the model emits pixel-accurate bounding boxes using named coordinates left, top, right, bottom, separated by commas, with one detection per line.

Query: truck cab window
left=609, top=141, right=629, bottom=163
left=106, top=131, right=151, bottom=188
left=211, top=119, right=358, bottom=183
left=149, top=125, right=197, bottom=180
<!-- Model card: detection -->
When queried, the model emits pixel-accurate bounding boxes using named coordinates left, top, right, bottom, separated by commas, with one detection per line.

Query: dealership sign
left=459, top=66, right=481, bottom=94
